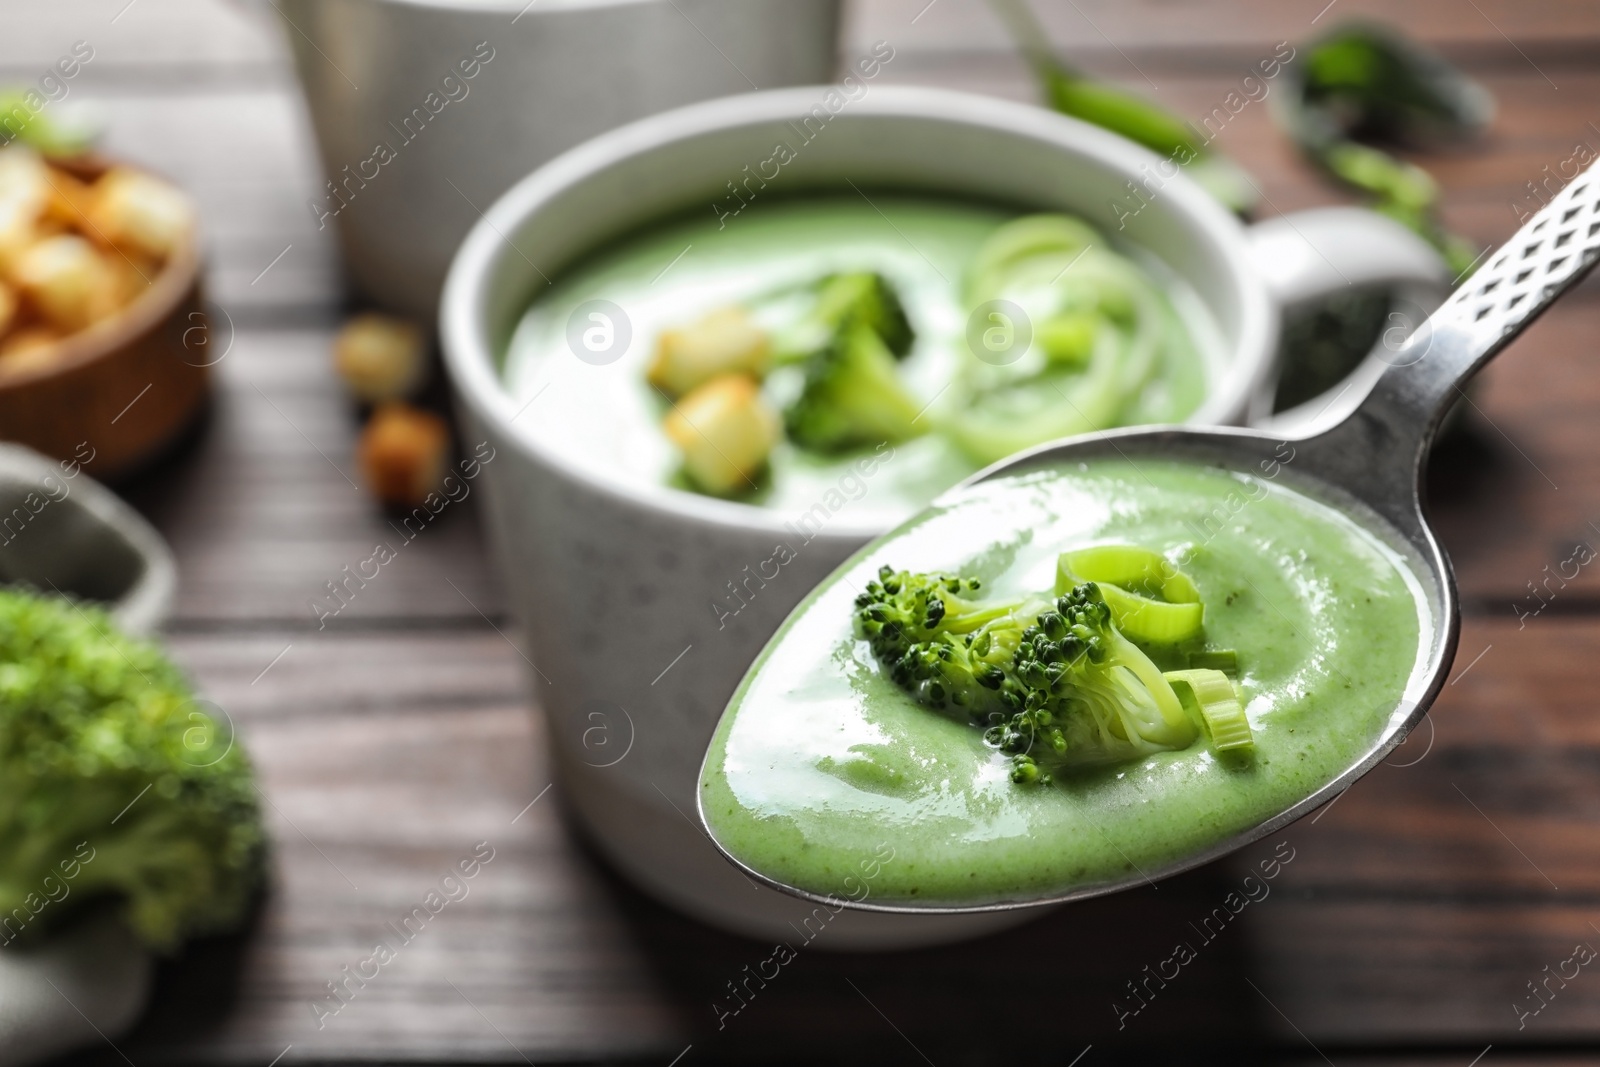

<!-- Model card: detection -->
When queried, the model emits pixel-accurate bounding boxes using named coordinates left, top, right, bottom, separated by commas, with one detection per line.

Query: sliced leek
left=1056, top=544, right=1204, bottom=644
left=948, top=214, right=1191, bottom=464
left=1165, top=668, right=1252, bottom=752
left=1187, top=648, right=1239, bottom=676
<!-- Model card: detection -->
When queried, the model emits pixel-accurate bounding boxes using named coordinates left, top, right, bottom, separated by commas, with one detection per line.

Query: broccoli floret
left=857, top=568, right=1204, bottom=786
left=811, top=272, right=914, bottom=359
left=784, top=322, right=927, bottom=452
left=771, top=270, right=924, bottom=453
left=0, top=589, right=265, bottom=950
left=854, top=565, right=1045, bottom=719
left=1007, top=582, right=1197, bottom=778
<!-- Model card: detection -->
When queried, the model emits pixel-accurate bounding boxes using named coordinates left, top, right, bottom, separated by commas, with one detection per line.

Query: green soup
left=502, top=195, right=1221, bottom=523
left=699, top=457, right=1427, bottom=905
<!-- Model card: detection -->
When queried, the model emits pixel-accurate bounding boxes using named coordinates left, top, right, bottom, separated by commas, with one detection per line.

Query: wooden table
left=17, top=0, right=1600, bottom=1062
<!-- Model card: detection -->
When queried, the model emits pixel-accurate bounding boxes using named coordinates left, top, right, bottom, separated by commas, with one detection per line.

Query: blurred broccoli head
left=783, top=323, right=927, bottom=453
left=0, top=588, right=264, bottom=950
left=812, top=272, right=914, bottom=359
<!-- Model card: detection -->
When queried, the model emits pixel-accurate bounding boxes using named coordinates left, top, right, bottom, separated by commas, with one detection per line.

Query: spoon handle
left=1336, top=156, right=1600, bottom=475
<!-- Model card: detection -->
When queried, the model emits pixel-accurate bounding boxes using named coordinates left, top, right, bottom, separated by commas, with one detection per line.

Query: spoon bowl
left=700, top=158, right=1600, bottom=913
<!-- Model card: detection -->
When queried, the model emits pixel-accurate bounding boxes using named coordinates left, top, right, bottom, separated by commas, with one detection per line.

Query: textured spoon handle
left=1438, top=161, right=1600, bottom=346
left=1344, top=156, right=1600, bottom=471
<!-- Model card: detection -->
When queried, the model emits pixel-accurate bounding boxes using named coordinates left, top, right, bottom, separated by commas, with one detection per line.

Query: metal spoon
left=703, top=157, right=1600, bottom=914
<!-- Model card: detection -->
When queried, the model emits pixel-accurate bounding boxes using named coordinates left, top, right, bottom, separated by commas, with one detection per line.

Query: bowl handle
left=1242, top=205, right=1451, bottom=435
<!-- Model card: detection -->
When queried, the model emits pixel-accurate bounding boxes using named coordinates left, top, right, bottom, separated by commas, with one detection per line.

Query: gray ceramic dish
left=0, top=443, right=174, bottom=633
left=0, top=443, right=175, bottom=1064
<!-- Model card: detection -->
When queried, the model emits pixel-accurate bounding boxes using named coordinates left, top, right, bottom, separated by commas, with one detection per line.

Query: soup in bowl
left=503, top=195, right=1223, bottom=522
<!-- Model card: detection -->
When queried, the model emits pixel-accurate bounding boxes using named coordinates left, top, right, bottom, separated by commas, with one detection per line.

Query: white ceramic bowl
left=273, top=0, right=841, bottom=320
left=441, top=85, right=1446, bottom=948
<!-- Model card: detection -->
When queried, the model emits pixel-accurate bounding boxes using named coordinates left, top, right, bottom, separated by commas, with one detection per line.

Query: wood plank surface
left=121, top=329, right=501, bottom=625
left=12, top=0, right=1600, bottom=1063
left=92, top=617, right=1600, bottom=1064
left=847, top=0, right=1600, bottom=56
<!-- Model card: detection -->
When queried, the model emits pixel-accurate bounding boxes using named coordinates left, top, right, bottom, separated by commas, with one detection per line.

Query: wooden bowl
left=0, top=157, right=209, bottom=481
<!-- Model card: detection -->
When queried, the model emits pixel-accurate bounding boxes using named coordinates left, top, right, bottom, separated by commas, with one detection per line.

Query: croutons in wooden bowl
left=0, top=149, right=207, bottom=480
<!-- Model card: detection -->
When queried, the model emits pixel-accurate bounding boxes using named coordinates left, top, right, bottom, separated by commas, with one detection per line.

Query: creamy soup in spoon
left=699, top=455, right=1427, bottom=905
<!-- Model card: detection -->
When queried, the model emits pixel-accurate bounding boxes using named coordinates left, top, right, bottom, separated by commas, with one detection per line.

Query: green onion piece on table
left=1275, top=22, right=1493, bottom=279
left=987, top=0, right=1256, bottom=215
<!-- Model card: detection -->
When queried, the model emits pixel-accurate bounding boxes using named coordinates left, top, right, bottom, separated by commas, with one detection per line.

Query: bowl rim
left=0, top=155, right=203, bottom=393
left=0, top=441, right=176, bottom=634
left=440, top=84, right=1276, bottom=541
